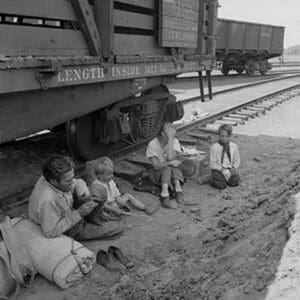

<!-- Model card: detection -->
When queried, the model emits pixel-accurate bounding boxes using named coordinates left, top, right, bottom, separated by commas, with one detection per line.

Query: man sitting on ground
left=146, top=122, right=184, bottom=209
left=209, top=124, right=241, bottom=189
left=28, top=155, right=124, bottom=240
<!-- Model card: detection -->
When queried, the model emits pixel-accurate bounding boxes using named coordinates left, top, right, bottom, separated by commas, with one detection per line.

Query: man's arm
left=39, top=201, right=82, bottom=238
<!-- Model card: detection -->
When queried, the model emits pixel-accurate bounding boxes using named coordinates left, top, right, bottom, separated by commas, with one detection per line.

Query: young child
left=209, top=124, right=241, bottom=189
left=146, top=122, right=184, bottom=209
left=90, top=157, right=154, bottom=216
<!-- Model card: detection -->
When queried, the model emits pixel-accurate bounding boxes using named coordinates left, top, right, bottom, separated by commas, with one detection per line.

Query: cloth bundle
left=12, top=218, right=96, bottom=290
left=0, top=242, right=17, bottom=299
left=0, top=216, right=36, bottom=299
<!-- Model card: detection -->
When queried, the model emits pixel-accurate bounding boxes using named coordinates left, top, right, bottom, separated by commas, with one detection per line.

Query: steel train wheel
left=221, top=66, right=230, bottom=76
left=65, top=114, right=108, bottom=160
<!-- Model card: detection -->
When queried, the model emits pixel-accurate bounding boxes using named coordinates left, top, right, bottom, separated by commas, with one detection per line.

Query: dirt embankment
left=16, top=134, right=300, bottom=300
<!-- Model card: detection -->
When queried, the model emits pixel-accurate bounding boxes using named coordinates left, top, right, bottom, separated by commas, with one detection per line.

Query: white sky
left=218, top=0, right=300, bottom=48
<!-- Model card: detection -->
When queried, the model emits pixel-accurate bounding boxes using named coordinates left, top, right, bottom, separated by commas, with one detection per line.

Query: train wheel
left=65, top=113, right=108, bottom=161
left=236, top=69, right=244, bottom=75
left=245, top=59, right=256, bottom=76
left=221, top=66, right=230, bottom=76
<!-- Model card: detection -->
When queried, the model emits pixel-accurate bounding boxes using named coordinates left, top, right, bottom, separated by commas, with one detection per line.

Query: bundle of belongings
left=0, top=215, right=36, bottom=299
left=12, top=218, right=96, bottom=289
left=0, top=216, right=96, bottom=298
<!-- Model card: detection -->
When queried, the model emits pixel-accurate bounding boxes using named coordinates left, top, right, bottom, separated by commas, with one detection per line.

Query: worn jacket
left=28, top=176, right=89, bottom=238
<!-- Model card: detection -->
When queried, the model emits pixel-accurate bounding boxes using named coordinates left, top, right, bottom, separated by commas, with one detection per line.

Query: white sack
left=12, top=218, right=96, bottom=290
left=0, top=242, right=15, bottom=298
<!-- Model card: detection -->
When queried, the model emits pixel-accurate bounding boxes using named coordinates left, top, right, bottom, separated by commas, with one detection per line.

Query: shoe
left=107, top=246, right=134, bottom=269
left=160, top=196, right=177, bottom=209
left=175, top=192, right=184, bottom=204
left=96, top=250, right=125, bottom=272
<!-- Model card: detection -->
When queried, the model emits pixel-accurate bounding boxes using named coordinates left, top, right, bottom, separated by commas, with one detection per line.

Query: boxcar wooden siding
left=0, top=0, right=77, bottom=21
left=113, top=10, right=155, bottom=30
left=159, top=0, right=199, bottom=48
left=0, top=25, right=89, bottom=56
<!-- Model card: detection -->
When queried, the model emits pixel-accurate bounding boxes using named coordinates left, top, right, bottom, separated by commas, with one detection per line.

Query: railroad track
left=177, top=73, right=300, bottom=104
left=1, top=77, right=300, bottom=212
left=175, top=68, right=300, bottom=82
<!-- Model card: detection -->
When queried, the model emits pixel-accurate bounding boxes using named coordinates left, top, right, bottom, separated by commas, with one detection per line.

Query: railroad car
left=216, top=18, right=284, bottom=75
left=0, top=0, right=218, bottom=160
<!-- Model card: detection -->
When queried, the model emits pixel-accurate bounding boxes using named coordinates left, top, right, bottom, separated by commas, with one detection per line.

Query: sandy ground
left=2, top=87, right=300, bottom=300
left=11, top=130, right=300, bottom=299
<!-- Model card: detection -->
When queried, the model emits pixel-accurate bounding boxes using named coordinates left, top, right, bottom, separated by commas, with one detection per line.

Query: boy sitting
left=90, top=157, right=154, bottom=216
left=209, top=124, right=241, bottom=189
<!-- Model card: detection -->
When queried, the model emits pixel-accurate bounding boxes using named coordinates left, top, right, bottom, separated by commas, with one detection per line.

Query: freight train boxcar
left=216, top=18, right=284, bottom=75
left=0, top=0, right=218, bottom=159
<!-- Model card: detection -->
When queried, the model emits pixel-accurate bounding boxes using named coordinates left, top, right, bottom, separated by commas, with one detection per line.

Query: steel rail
left=175, top=69, right=300, bottom=82
left=178, top=73, right=300, bottom=104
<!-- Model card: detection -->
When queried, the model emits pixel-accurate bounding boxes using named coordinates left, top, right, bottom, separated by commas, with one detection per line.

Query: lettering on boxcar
left=159, top=0, right=199, bottom=48
left=56, top=61, right=204, bottom=85
left=58, top=67, right=105, bottom=83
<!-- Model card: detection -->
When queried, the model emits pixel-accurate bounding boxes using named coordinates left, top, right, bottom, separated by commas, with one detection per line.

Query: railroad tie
left=238, top=110, right=258, bottom=117
left=252, top=104, right=272, bottom=110
left=222, top=116, right=245, bottom=125
left=126, top=154, right=153, bottom=168
left=198, top=124, right=220, bottom=134
left=228, top=113, right=249, bottom=121
left=247, top=106, right=266, bottom=114
left=214, top=120, right=238, bottom=126
left=178, top=138, right=198, bottom=145
left=187, top=132, right=211, bottom=140
left=256, top=101, right=277, bottom=108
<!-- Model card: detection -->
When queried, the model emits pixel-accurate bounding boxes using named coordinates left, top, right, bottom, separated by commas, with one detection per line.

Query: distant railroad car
left=0, top=0, right=218, bottom=160
left=216, top=18, right=285, bottom=75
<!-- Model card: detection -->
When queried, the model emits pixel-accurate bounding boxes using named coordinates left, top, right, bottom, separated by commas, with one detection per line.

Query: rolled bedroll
left=12, top=218, right=96, bottom=290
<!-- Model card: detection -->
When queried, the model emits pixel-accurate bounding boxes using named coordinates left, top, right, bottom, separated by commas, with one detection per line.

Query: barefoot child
left=90, top=157, right=153, bottom=216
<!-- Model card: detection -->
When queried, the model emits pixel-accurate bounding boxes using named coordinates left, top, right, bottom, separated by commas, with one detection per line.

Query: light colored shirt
left=210, top=142, right=241, bottom=171
left=28, top=177, right=87, bottom=238
left=146, top=137, right=181, bottom=164
left=91, top=179, right=121, bottom=204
